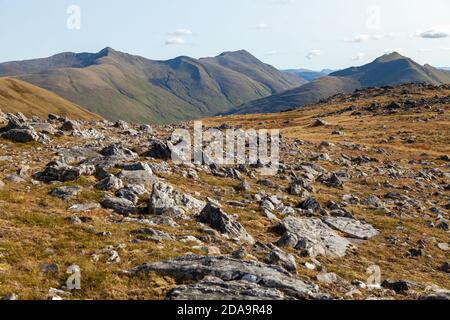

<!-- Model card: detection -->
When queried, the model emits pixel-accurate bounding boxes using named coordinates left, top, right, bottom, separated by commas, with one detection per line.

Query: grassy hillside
left=0, top=77, right=102, bottom=121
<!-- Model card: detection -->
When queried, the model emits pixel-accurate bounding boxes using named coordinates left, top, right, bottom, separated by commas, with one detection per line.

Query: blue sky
left=1, top=0, right=449, bottom=69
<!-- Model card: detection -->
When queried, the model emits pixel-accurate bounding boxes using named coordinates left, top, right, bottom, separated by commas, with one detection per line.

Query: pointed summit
left=376, top=52, right=405, bottom=63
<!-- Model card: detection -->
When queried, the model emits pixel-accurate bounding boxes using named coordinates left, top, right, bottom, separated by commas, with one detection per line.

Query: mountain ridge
left=0, top=48, right=305, bottom=124
left=230, top=52, right=450, bottom=115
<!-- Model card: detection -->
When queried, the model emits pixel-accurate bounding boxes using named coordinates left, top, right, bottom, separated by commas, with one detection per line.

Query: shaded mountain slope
left=227, top=76, right=361, bottom=115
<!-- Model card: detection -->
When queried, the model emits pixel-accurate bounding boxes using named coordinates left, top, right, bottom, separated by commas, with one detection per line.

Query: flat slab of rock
left=69, top=203, right=101, bottom=212
left=323, top=217, right=379, bottom=240
left=169, top=276, right=289, bottom=300
left=128, top=255, right=323, bottom=299
left=197, top=203, right=254, bottom=244
left=277, top=217, right=354, bottom=258
left=117, top=170, right=157, bottom=187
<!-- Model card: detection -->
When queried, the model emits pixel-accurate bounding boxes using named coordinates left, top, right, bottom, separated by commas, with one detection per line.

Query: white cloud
left=352, top=52, right=365, bottom=61
left=165, top=37, right=186, bottom=45
left=344, top=32, right=402, bottom=43
left=418, top=26, right=450, bottom=39
left=268, top=0, right=294, bottom=5
left=265, top=50, right=279, bottom=56
left=252, top=23, right=270, bottom=30
left=306, top=49, right=322, bottom=60
left=169, top=28, right=193, bottom=36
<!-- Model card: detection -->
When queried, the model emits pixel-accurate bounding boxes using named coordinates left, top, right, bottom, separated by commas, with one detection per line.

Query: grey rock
left=381, top=279, right=420, bottom=294
left=145, top=140, right=172, bottom=160
left=169, top=276, right=288, bottom=300
left=50, top=186, right=81, bottom=200
left=116, top=185, right=147, bottom=204
left=439, top=262, right=450, bottom=273
left=362, top=195, right=385, bottom=209
left=130, top=228, right=173, bottom=242
left=35, top=161, right=85, bottom=182
left=312, top=118, right=329, bottom=127
left=197, top=203, right=254, bottom=244
left=323, top=217, right=379, bottom=240
left=1, top=128, right=39, bottom=143
left=420, top=291, right=450, bottom=300
left=316, top=272, right=338, bottom=284
left=1, top=293, right=18, bottom=300
left=127, top=255, right=323, bottom=299
left=298, top=197, right=322, bottom=212
left=60, top=120, right=80, bottom=131
left=95, top=175, right=124, bottom=191
left=265, top=244, right=297, bottom=272
left=117, top=169, right=156, bottom=187
left=122, top=162, right=152, bottom=172
left=100, top=196, right=138, bottom=215
left=4, top=174, right=25, bottom=183
left=40, top=263, right=59, bottom=274
left=277, top=217, right=354, bottom=258
left=231, top=246, right=247, bottom=259
left=113, top=120, right=129, bottom=130
left=149, top=181, right=205, bottom=218
left=237, top=180, right=251, bottom=192
left=100, top=144, right=137, bottom=159
left=68, top=203, right=101, bottom=212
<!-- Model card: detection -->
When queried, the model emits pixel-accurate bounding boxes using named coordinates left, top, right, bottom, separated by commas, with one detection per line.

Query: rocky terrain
left=0, top=83, right=449, bottom=300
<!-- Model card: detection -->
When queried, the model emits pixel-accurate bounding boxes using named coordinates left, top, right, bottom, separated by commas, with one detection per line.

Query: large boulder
left=149, top=182, right=205, bottom=218
left=100, top=196, right=138, bottom=215
left=197, top=203, right=254, bottom=244
left=95, top=175, right=124, bottom=191
left=127, top=255, right=324, bottom=300
left=100, top=144, right=137, bottom=159
left=35, top=161, right=85, bottom=182
left=145, top=140, right=172, bottom=160
left=1, top=128, right=39, bottom=143
left=277, top=217, right=354, bottom=258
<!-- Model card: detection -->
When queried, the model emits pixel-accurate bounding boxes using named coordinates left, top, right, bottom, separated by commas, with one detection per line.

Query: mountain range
left=229, top=52, right=450, bottom=115
left=0, top=48, right=304, bottom=124
left=1, top=49, right=449, bottom=122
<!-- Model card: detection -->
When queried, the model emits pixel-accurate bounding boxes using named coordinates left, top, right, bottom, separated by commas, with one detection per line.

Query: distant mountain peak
left=97, top=47, right=120, bottom=57
left=376, top=52, right=406, bottom=62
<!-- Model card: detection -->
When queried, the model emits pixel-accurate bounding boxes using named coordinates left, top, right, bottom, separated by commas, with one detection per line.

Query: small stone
left=50, top=186, right=81, bottom=200
left=439, top=262, right=450, bottom=273
left=40, top=263, right=59, bottom=274
left=317, top=272, right=338, bottom=284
